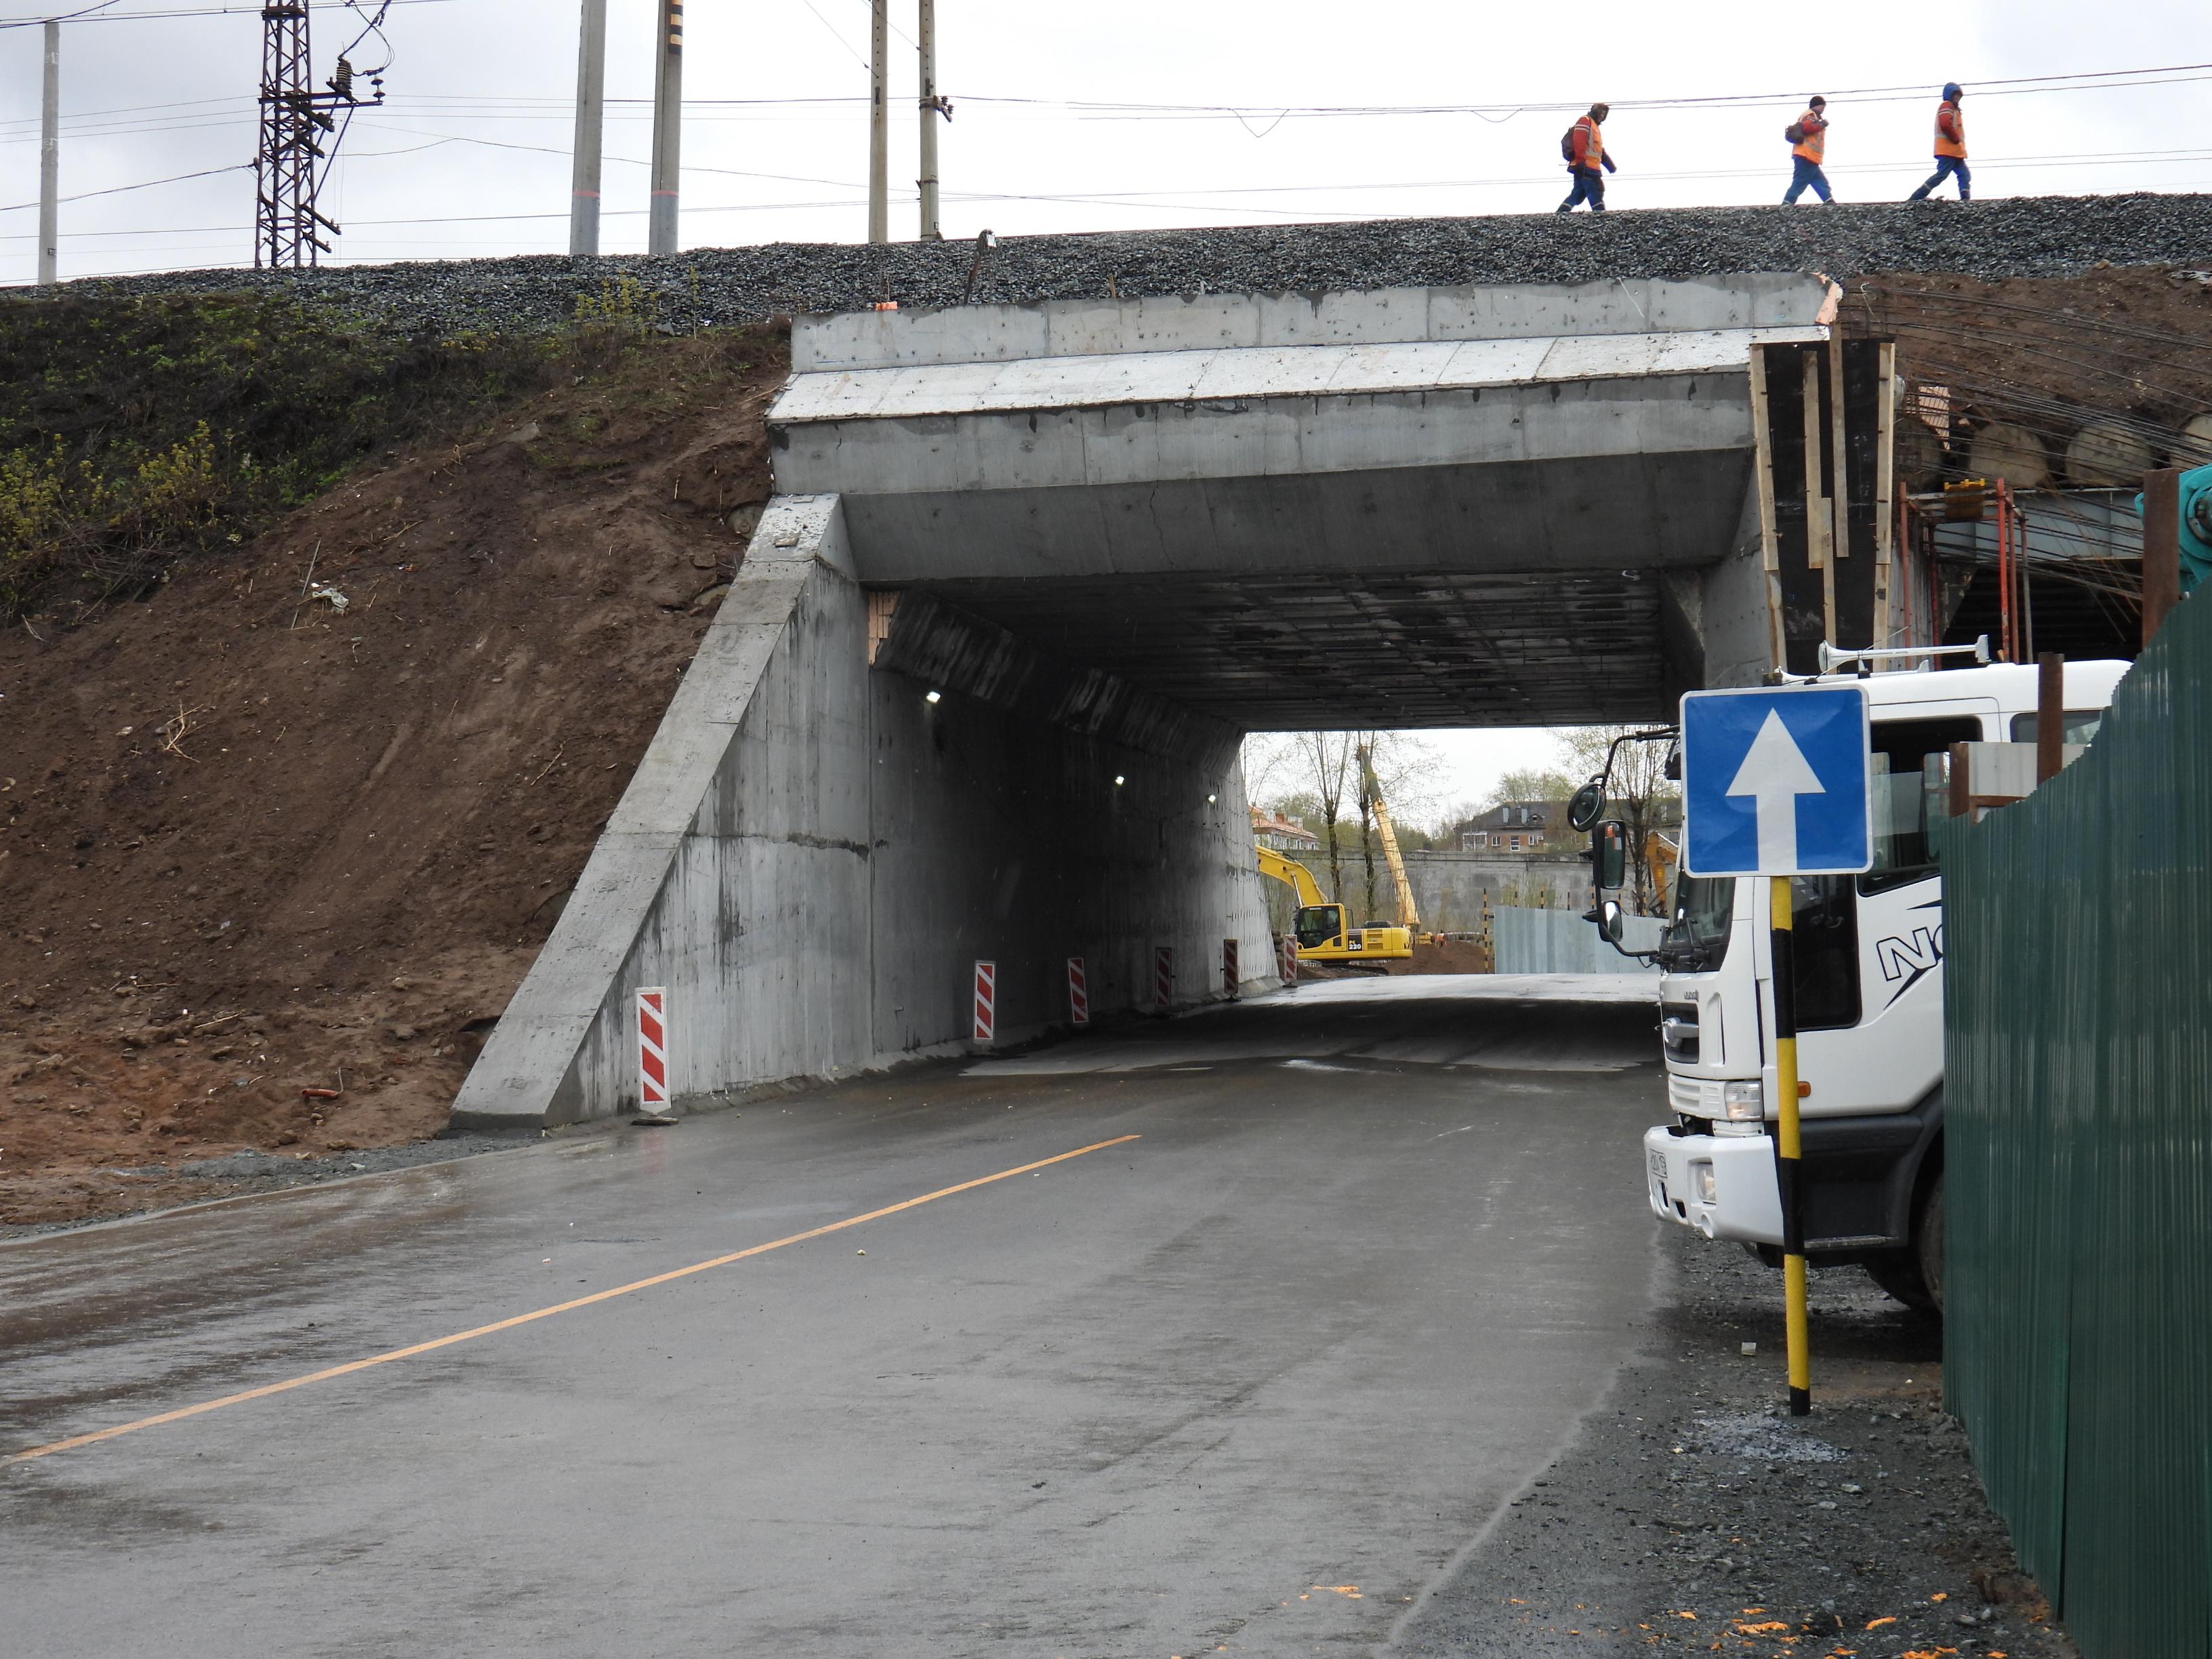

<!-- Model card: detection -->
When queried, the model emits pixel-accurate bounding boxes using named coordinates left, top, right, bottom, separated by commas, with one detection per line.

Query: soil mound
left=1, top=324, right=787, bottom=1227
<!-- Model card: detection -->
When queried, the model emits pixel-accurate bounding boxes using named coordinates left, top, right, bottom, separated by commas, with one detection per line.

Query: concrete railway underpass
left=450, top=270, right=2139, bottom=1130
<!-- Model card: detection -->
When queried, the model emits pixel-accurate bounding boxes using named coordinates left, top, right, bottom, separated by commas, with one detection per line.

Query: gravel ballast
left=35, top=194, right=2212, bottom=336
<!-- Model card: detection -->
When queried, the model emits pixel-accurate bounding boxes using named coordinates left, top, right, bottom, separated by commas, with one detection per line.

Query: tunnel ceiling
left=908, top=569, right=1668, bottom=731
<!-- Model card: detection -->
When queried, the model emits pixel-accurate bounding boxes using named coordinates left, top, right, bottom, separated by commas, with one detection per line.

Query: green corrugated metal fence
left=1945, top=590, right=2212, bottom=1658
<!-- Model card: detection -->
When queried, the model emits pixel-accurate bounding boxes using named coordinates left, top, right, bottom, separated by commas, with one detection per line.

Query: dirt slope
left=0, top=325, right=787, bottom=1225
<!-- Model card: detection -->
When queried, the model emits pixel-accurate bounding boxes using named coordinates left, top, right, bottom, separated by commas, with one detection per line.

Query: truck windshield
left=1660, top=875, right=1734, bottom=972
left=1294, top=906, right=1341, bottom=949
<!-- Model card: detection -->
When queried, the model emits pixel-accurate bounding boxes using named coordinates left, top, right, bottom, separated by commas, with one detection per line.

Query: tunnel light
left=1206, top=793, right=1217, bottom=804
left=924, top=689, right=942, bottom=704
left=1113, top=775, right=1125, bottom=786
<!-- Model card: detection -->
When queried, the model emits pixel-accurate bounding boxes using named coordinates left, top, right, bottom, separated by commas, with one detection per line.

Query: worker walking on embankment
left=1557, top=104, right=1617, bottom=213
left=1782, top=96, right=1834, bottom=203
left=1908, top=83, right=1971, bottom=200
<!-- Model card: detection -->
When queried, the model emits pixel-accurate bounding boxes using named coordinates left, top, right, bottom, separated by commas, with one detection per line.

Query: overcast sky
left=5, top=0, right=2207, bottom=802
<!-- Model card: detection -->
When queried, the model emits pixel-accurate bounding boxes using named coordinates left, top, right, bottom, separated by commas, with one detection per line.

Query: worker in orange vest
left=1557, top=104, right=1618, bottom=213
left=1782, top=96, right=1833, bottom=204
left=1908, top=83, right=1970, bottom=201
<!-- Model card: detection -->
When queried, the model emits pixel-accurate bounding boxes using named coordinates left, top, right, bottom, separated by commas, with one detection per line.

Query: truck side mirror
left=1567, top=781, right=1605, bottom=832
left=1599, top=898, right=1626, bottom=943
left=1593, top=820, right=1629, bottom=892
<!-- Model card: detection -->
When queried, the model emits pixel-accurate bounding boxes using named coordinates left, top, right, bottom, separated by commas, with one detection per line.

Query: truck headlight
left=1721, top=1081, right=1764, bottom=1122
left=1691, top=1160, right=1717, bottom=1203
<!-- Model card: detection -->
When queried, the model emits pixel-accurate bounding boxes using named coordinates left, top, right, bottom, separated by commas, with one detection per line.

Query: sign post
left=1681, top=684, right=1872, bottom=1417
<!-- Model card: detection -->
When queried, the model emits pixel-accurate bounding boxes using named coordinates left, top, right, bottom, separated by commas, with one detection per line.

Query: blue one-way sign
left=1680, top=685, right=1872, bottom=877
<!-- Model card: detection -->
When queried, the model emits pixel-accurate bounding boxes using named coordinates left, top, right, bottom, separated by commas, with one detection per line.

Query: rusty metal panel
left=1943, top=589, right=2212, bottom=1658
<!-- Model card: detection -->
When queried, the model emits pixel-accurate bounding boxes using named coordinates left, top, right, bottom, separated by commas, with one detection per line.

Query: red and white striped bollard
left=1067, top=956, right=1089, bottom=1026
left=972, top=960, right=996, bottom=1044
left=636, top=986, right=674, bottom=1123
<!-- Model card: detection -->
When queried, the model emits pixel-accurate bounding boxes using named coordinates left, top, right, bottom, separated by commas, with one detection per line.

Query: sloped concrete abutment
left=452, top=495, right=1269, bottom=1129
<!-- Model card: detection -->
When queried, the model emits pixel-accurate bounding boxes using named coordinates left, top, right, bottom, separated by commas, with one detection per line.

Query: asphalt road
left=1, top=977, right=1666, bottom=1658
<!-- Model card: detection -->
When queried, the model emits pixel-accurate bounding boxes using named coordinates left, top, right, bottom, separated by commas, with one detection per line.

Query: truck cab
left=1641, top=659, right=2129, bottom=1310
left=1292, top=902, right=1412, bottom=962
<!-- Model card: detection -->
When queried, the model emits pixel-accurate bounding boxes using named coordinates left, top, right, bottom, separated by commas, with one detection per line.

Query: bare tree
left=1287, top=731, right=1357, bottom=903
left=1246, top=731, right=1450, bottom=914
left=1357, top=735, right=1379, bottom=922
left=1239, top=733, right=1303, bottom=812
left=1485, top=766, right=1582, bottom=813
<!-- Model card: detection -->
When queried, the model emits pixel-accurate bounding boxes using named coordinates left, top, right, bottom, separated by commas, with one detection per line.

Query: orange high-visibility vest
left=1934, top=100, right=1966, bottom=159
left=1791, top=111, right=1826, bottom=164
left=1573, top=115, right=1603, bottom=169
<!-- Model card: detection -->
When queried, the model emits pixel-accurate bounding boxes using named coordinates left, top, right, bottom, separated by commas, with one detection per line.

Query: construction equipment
left=1357, top=743, right=1422, bottom=931
left=1255, top=846, right=1412, bottom=968
left=2169, top=462, right=2212, bottom=592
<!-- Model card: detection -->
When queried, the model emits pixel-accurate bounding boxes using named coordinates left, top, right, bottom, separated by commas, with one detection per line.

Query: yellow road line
left=4, top=1133, right=1141, bottom=1468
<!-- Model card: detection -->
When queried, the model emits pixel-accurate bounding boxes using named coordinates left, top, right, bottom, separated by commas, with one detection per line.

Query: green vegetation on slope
left=0, top=293, right=556, bottom=616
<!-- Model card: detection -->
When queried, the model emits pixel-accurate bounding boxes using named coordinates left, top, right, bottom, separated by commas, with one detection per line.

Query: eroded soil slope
left=1, top=325, right=787, bottom=1226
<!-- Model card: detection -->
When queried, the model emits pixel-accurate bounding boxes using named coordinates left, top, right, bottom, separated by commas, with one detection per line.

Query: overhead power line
left=949, top=61, right=2212, bottom=123
left=0, top=0, right=451, bottom=26
left=8, top=142, right=2211, bottom=228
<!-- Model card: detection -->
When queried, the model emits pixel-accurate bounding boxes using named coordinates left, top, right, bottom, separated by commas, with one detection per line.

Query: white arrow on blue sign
left=1679, top=684, right=1873, bottom=877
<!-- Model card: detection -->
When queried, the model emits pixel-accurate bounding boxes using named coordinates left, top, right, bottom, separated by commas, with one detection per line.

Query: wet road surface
left=2, top=977, right=1664, bottom=1657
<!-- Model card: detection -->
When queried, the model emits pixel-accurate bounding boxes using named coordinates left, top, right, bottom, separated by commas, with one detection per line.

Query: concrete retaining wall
left=1258, top=851, right=1591, bottom=934
left=1491, top=905, right=1665, bottom=976
left=453, top=495, right=1269, bottom=1129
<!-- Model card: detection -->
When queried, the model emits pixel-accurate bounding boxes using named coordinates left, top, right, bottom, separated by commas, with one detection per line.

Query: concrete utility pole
left=916, top=0, right=943, bottom=240
left=867, top=0, right=888, bottom=244
left=569, top=0, right=607, bottom=256
left=648, top=0, right=683, bottom=256
left=38, top=21, right=59, bottom=285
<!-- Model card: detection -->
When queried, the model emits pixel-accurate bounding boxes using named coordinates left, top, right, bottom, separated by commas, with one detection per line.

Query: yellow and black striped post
left=1771, top=876, right=1811, bottom=1415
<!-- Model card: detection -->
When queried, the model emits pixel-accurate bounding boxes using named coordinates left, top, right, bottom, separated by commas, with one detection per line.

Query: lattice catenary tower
left=255, top=1, right=383, bottom=268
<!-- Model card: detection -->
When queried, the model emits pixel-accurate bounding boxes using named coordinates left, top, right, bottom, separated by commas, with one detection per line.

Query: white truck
left=1627, top=655, right=2128, bottom=1311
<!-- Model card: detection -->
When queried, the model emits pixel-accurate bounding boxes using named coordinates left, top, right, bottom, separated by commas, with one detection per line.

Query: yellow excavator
left=1255, top=844, right=1414, bottom=967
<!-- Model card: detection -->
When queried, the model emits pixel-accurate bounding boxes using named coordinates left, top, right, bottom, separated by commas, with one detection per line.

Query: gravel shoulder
left=1396, top=1230, right=2071, bottom=1659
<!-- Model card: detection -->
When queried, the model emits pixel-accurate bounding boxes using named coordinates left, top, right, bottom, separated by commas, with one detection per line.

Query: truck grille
left=1668, top=1074, right=1723, bottom=1118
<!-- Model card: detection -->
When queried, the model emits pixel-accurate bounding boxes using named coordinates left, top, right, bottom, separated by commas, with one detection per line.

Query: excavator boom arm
left=1358, top=746, right=1422, bottom=931
left=1255, top=843, right=1328, bottom=906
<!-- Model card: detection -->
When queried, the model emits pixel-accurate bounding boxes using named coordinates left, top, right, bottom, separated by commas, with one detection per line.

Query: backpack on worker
left=1784, top=121, right=1806, bottom=144
left=1560, top=125, right=1578, bottom=163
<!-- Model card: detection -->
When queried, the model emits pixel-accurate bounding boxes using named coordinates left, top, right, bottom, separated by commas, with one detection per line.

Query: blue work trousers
left=1909, top=155, right=1971, bottom=200
left=1557, top=167, right=1606, bottom=212
left=1784, top=155, right=1832, bottom=203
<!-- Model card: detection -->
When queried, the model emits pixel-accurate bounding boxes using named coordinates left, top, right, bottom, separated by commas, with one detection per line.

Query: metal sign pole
left=1770, top=876, right=1810, bottom=1416
left=1682, top=681, right=1872, bottom=1422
